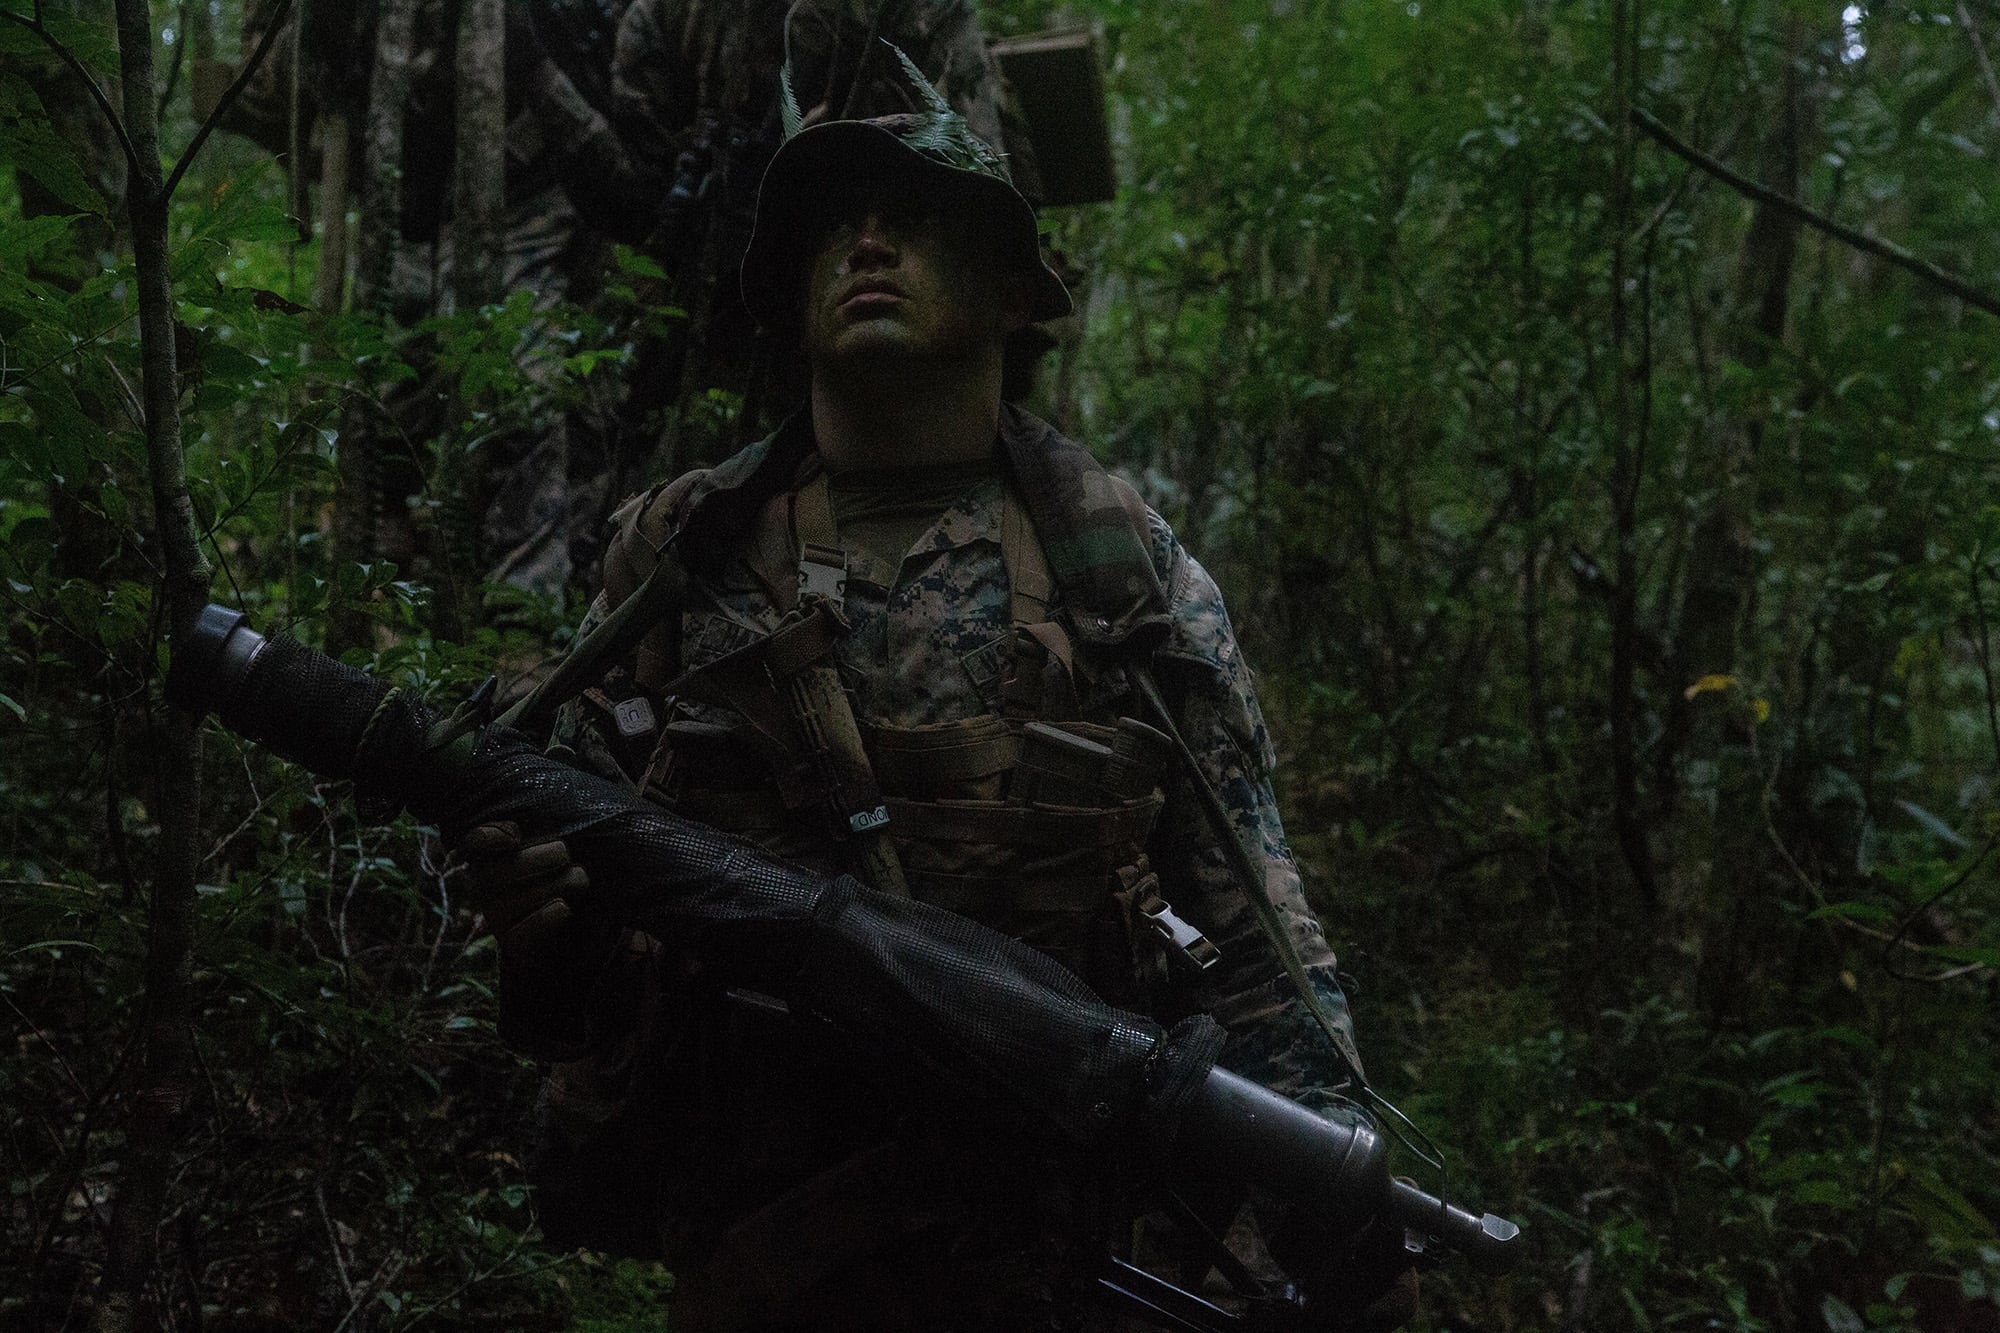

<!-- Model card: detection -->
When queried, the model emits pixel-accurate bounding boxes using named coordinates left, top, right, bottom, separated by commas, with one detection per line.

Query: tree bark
left=312, top=111, right=352, bottom=314
left=452, top=0, right=505, bottom=312
left=434, top=0, right=507, bottom=637
left=1607, top=0, right=1655, bottom=901
left=331, top=0, right=417, bottom=655
left=94, top=3, right=214, bottom=1327
left=1669, top=25, right=1815, bottom=1014
left=353, top=0, right=416, bottom=314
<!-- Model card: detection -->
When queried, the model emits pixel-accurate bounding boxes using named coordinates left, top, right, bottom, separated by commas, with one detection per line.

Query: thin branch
left=1632, top=106, right=2000, bottom=319
left=1883, top=836, right=1997, bottom=975
left=1959, top=0, right=2000, bottom=124
left=0, top=5, right=140, bottom=184
left=314, top=1186, right=359, bottom=1313
left=154, top=0, right=187, bottom=122
left=0, top=308, right=142, bottom=393
left=160, top=0, right=296, bottom=203
left=1762, top=820, right=1993, bottom=983
left=1972, top=557, right=2000, bottom=768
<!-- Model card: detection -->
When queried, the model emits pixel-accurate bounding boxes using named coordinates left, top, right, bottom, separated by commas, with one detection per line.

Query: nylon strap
left=497, top=536, right=690, bottom=735
left=881, top=795, right=1159, bottom=850
left=791, top=473, right=848, bottom=611
left=789, top=470, right=908, bottom=895
left=1000, top=486, right=1056, bottom=625
left=909, top=868, right=1118, bottom=916
left=1128, top=663, right=1368, bottom=1088
left=865, top=713, right=1021, bottom=787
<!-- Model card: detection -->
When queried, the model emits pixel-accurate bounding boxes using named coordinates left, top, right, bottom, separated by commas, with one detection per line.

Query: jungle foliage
left=4, top=0, right=2000, bottom=1329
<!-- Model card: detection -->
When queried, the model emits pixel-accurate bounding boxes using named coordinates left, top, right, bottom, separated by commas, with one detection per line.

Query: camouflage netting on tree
left=186, top=629, right=1224, bottom=1148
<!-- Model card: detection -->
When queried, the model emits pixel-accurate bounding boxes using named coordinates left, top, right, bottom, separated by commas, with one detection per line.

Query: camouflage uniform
left=527, top=403, right=1360, bottom=1329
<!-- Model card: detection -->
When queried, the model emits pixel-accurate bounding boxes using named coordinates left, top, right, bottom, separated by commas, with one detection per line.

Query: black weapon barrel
left=1178, top=1067, right=1521, bottom=1263
left=1176, top=1066, right=1388, bottom=1234
left=165, top=607, right=434, bottom=811
left=1386, top=1178, right=1521, bottom=1265
left=165, top=604, right=1523, bottom=1263
left=164, top=606, right=1199, bottom=1145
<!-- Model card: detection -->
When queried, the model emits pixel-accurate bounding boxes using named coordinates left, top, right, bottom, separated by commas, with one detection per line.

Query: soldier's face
left=798, top=194, right=1029, bottom=370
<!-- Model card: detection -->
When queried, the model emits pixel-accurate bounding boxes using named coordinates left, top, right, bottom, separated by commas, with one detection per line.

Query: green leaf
left=0, top=691, right=25, bottom=723
left=32, top=6, right=119, bottom=72
left=1821, top=1294, right=1863, bottom=1333
left=54, top=577, right=99, bottom=634
left=1791, top=1178, right=1852, bottom=1207
left=1808, top=900, right=1894, bottom=924
left=1895, top=798, right=1969, bottom=849
left=1814, top=1025, right=1879, bottom=1055
left=0, top=75, right=106, bottom=214
left=613, top=245, right=669, bottom=280
left=1927, top=945, right=2000, bottom=968
left=1905, top=1169, right=2000, bottom=1246
left=6, top=937, right=101, bottom=957
left=190, top=168, right=300, bottom=246
left=0, top=212, right=80, bottom=267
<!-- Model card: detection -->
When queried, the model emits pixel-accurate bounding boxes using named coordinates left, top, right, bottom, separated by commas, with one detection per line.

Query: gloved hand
left=453, top=820, right=590, bottom=939
left=1270, top=1210, right=1421, bottom=1333
left=449, top=821, right=603, bottom=1060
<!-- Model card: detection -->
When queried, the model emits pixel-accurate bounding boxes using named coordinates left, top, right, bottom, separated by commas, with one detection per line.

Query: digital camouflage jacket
left=527, top=405, right=1362, bottom=1318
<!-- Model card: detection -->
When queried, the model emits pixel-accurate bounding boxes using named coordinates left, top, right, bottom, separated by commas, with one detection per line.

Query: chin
left=824, top=324, right=932, bottom=367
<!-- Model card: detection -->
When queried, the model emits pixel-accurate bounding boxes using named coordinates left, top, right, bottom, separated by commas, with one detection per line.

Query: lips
left=837, top=279, right=906, bottom=312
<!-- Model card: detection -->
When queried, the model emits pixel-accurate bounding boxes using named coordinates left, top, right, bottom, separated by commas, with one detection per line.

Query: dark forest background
left=5, top=0, right=2000, bottom=1328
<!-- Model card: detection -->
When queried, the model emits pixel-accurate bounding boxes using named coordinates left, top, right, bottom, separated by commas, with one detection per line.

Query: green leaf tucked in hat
left=777, top=39, right=1012, bottom=184
left=745, top=36, right=1072, bottom=330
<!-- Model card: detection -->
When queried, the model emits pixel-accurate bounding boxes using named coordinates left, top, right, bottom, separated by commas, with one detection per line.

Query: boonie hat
left=740, top=43, right=1073, bottom=331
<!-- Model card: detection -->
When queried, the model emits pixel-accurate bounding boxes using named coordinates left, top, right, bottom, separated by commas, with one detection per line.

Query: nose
left=841, top=213, right=899, bottom=271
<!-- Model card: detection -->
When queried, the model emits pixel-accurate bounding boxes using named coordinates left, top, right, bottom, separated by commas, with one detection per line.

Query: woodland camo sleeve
left=1141, top=510, right=1365, bottom=1110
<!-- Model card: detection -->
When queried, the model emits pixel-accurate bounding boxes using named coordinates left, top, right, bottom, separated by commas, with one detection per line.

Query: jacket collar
left=676, top=405, right=1169, bottom=655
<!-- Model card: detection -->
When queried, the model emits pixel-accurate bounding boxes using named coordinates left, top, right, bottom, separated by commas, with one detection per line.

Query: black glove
left=449, top=821, right=605, bottom=1060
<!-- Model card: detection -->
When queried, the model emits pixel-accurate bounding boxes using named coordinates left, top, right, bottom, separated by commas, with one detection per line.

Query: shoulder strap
left=790, top=471, right=848, bottom=611
left=1000, top=483, right=1056, bottom=627
left=498, top=472, right=703, bottom=734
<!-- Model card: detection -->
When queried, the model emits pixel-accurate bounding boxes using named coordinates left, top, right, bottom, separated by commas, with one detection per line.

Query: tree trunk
left=330, top=0, right=417, bottom=655
left=434, top=0, right=507, bottom=638
left=452, top=0, right=505, bottom=311
left=1668, top=26, right=1814, bottom=1013
left=1607, top=0, right=1655, bottom=901
left=93, top=3, right=214, bottom=1327
left=312, top=111, right=352, bottom=314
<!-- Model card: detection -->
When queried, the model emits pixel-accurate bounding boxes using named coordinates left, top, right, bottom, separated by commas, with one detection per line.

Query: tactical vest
left=581, top=408, right=1211, bottom=1004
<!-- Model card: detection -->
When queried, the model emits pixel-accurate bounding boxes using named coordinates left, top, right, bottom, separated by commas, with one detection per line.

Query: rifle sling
left=1128, top=663, right=1367, bottom=1090
left=498, top=536, right=691, bottom=735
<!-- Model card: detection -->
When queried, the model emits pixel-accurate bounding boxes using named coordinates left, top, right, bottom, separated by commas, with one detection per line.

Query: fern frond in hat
left=740, top=42, right=1072, bottom=332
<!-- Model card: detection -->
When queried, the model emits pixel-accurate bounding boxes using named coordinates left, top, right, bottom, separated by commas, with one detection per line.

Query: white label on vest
left=613, top=696, right=657, bottom=738
left=849, top=805, right=890, bottom=834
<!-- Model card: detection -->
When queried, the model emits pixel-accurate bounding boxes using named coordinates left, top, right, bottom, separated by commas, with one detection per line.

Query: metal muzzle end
left=165, top=603, right=268, bottom=716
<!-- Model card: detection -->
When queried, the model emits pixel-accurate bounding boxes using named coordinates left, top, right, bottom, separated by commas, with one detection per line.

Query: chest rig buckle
left=1138, top=894, right=1222, bottom=973
left=1016, top=721, right=1222, bottom=975
left=797, top=541, right=848, bottom=610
